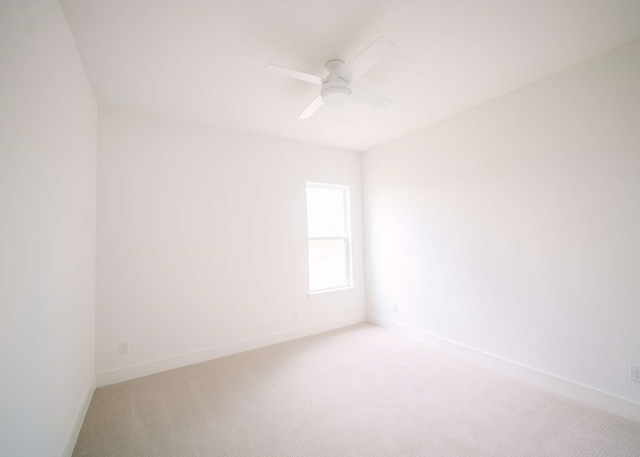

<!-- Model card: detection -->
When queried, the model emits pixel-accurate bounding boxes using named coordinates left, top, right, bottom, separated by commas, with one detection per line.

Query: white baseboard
left=97, top=314, right=366, bottom=387
left=369, top=314, right=640, bottom=422
left=61, top=375, right=96, bottom=457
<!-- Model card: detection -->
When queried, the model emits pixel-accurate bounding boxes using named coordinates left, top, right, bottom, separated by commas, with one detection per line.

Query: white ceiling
left=61, top=0, right=640, bottom=151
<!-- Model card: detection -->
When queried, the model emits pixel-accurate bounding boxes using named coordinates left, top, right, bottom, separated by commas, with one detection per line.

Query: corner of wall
left=61, top=375, right=96, bottom=457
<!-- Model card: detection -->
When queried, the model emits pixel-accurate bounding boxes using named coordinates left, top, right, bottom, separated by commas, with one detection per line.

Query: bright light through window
left=306, top=183, right=352, bottom=293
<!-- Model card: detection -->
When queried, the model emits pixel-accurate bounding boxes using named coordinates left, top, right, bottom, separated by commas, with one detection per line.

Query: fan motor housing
left=321, top=80, right=351, bottom=105
left=322, top=59, right=351, bottom=105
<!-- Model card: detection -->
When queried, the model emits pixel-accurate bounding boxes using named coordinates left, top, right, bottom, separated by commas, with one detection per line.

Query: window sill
left=308, top=286, right=353, bottom=297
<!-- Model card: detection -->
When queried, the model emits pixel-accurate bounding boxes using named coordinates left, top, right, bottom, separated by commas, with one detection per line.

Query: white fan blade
left=344, top=36, right=394, bottom=82
left=298, top=96, right=324, bottom=119
left=264, top=64, right=323, bottom=85
left=350, top=85, right=393, bottom=109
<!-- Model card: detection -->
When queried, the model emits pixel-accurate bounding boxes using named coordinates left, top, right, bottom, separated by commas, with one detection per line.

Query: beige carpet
left=74, top=324, right=640, bottom=456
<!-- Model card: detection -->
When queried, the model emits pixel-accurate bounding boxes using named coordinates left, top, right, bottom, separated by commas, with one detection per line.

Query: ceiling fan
left=265, top=36, right=395, bottom=119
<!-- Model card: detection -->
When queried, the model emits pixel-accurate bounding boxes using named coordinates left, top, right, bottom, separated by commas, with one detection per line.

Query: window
left=306, top=182, right=352, bottom=293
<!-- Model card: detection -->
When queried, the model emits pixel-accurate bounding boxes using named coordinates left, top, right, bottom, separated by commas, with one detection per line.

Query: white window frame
left=306, top=182, right=353, bottom=295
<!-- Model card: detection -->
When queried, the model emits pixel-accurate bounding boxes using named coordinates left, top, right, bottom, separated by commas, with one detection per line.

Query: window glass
left=306, top=187, right=346, bottom=238
left=306, top=183, right=352, bottom=293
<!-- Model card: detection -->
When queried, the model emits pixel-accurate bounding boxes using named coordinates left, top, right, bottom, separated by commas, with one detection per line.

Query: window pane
left=306, top=186, right=346, bottom=238
left=308, top=239, right=348, bottom=292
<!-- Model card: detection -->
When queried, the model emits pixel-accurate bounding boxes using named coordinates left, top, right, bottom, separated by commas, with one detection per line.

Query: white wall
left=0, top=1, right=97, bottom=456
left=364, top=40, right=640, bottom=412
left=97, top=107, right=365, bottom=384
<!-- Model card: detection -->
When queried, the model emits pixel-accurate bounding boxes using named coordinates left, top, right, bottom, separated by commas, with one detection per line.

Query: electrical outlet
left=631, top=365, right=640, bottom=383
left=293, top=310, right=298, bottom=319
left=119, top=342, right=129, bottom=354
left=393, top=304, right=398, bottom=312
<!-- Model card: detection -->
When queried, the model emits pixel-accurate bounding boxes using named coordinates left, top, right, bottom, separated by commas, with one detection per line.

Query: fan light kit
left=265, top=36, right=395, bottom=119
